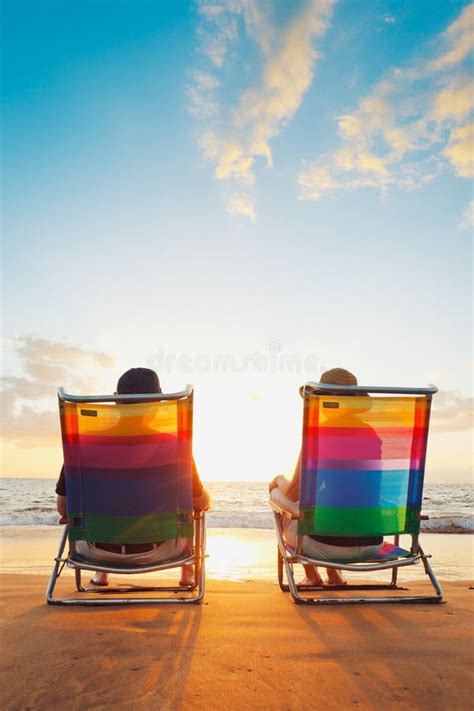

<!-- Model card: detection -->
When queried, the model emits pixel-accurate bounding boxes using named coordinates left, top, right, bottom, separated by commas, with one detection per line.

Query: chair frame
left=270, top=382, right=444, bottom=605
left=46, top=386, right=207, bottom=606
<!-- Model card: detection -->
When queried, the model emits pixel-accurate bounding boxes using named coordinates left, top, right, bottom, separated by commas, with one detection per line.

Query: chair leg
left=390, top=566, right=399, bottom=586
left=75, top=568, right=85, bottom=592
left=419, top=546, right=444, bottom=600
left=390, top=535, right=400, bottom=586
left=277, top=548, right=285, bottom=589
left=46, top=527, right=68, bottom=604
left=277, top=547, right=292, bottom=592
left=190, top=513, right=206, bottom=603
left=195, top=552, right=206, bottom=604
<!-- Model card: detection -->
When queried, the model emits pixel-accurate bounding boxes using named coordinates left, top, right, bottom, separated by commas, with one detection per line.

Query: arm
left=269, top=476, right=299, bottom=515
left=56, top=495, right=67, bottom=516
left=285, top=454, right=300, bottom=502
left=56, top=495, right=68, bottom=524
left=192, top=459, right=211, bottom=511
left=269, top=452, right=301, bottom=502
left=55, top=467, right=67, bottom=522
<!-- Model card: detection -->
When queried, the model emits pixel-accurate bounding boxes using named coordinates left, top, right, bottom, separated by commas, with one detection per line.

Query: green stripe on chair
left=68, top=511, right=194, bottom=543
left=405, top=506, right=422, bottom=534
left=297, top=505, right=416, bottom=536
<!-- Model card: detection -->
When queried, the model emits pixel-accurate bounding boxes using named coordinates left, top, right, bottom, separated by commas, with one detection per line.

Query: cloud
left=298, top=164, right=336, bottom=200
left=1, top=406, right=61, bottom=447
left=443, top=122, right=474, bottom=177
left=429, top=3, right=474, bottom=72
left=186, top=70, right=220, bottom=118
left=298, top=3, right=474, bottom=201
left=430, top=390, right=474, bottom=433
left=0, top=336, right=115, bottom=447
left=382, top=14, right=396, bottom=25
left=433, top=80, right=474, bottom=121
left=196, top=1, right=240, bottom=68
left=459, top=200, right=474, bottom=229
left=226, top=192, right=256, bottom=219
left=190, top=0, right=335, bottom=217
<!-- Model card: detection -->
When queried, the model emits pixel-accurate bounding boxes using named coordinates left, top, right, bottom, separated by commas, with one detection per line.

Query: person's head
left=116, top=367, right=161, bottom=395
left=319, top=367, right=357, bottom=387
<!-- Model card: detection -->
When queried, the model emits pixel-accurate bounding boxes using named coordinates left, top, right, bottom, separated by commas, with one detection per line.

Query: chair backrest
left=58, top=387, right=194, bottom=544
left=297, top=383, right=436, bottom=539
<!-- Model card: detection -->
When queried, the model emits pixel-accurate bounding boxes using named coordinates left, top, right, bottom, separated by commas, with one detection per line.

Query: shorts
left=74, top=537, right=190, bottom=566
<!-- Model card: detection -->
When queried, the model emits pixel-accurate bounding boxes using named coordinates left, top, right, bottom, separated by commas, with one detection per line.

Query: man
left=269, top=367, right=383, bottom=586
left=56, top=367, right=210, bottom=586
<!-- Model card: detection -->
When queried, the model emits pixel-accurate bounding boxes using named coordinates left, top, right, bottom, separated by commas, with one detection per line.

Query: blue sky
left=2, top=0, right=472, bottom=481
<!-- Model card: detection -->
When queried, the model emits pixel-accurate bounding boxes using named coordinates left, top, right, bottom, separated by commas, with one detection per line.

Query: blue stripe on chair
left=407, top=466, right=424, bottom=508
left=65, top=465, right=193, bottom=515
left=299, top=466, right=318, bottom=508
left=314, top=469, right=410, bottom=508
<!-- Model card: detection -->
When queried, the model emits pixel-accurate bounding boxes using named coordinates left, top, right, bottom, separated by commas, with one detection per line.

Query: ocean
left=1, top=478, right=472, bottom=533
left=1, top=478, right=472, bottom=580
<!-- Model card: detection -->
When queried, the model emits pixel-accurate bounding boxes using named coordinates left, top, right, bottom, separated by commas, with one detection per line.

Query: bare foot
left=299, top=575, right=324, bottom=587
left=90, top=572, right=110, bottom=586
left=179, top=565, right=195, bottom=587
left=302, top=564, right=323, bottom=586
left=326, top=569, right=346, bottom=585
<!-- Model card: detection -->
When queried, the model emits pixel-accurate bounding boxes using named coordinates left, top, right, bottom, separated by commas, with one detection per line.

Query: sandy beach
left=1, top=528, right=473, bottom=709
left=1, top=573, right=473, bottom=711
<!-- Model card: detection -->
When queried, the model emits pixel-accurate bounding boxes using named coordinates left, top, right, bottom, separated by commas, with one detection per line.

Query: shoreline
left=1, top=574, right=473, bottom=710
left=1, top=527, right=473, bottom=582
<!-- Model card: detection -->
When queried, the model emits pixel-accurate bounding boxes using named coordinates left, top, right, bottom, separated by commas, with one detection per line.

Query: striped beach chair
left=270, top=382, right=443, bottom=604
left=47, top=385, right=206, bottom=605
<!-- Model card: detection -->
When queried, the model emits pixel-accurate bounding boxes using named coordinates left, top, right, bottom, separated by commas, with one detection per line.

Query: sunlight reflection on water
left=1, top=527, right=472, bottom=581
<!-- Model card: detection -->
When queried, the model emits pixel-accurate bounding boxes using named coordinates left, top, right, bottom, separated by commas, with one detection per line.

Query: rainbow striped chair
left=47, top=385, right=206, bottom=605
left=270, top=382, right=443, bottom=605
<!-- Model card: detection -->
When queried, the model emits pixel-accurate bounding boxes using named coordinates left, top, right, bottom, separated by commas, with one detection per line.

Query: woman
left=269, top=367, right=383, bottom=586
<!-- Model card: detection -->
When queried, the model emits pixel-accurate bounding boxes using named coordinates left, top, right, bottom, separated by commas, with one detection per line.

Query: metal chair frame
left=46, top=386, right=207, bottom=606
left=270, top=382, right=444, bottom=605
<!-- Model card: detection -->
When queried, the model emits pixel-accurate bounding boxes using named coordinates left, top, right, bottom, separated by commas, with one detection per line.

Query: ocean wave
left=420, top=517, right=473, bottom=534
left=207, top=514, right=474, bottom=533
left=0, top=512, right=60, bottom=527
left=1, top=510, right=472, bottom=533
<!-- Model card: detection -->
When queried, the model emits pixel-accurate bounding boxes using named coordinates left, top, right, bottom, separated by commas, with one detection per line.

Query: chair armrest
left=269, top=500, right=299, bottom=520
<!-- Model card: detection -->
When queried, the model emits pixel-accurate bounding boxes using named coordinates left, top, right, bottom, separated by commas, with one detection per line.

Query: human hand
left=193, top=490, right=211, bottom=512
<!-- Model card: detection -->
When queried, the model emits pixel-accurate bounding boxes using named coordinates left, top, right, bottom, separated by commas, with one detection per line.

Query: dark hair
left=116, top=368, right=161, bottom=394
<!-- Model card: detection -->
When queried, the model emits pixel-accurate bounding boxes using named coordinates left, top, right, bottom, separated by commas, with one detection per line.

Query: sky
left=1, top=0, right=473, bottom=483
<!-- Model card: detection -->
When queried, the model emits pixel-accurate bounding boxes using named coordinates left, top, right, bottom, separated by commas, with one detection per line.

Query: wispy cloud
left=186, top=70, right=220, bottom=119
left=196, top=1, right=239, bottom=68
left=226, top=192, right=256, bottom=220
left=428, top=3, right=474, bottom=72
left=459, top=199, right=474, bottom=229
left=298, top=3, right=474, bottom=202
left=443, top=121, right=474, bottom=177
left=1, top=336, right=115, bottom=446
left=190, top=0, right=335, bottom=217
left=431, top=390, right=474, bottom=433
